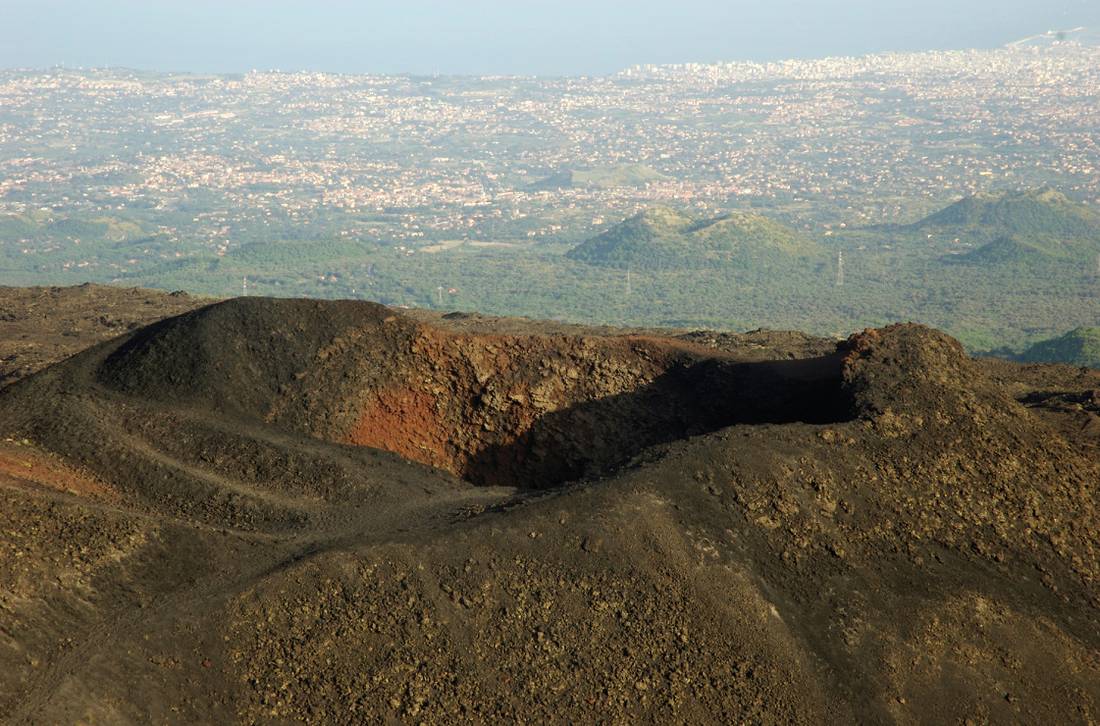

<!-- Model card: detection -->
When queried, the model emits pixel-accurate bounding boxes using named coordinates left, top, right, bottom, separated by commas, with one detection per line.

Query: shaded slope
left=0, top=297, right=1099, bottom=723
left=1019, top=326, right=1100, bottom=368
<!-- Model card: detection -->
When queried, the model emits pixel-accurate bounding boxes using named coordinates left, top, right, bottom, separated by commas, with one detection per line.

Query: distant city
left=3, top=41, right=1097, bottom=253
left=1, top=39, right=1098, bottom=350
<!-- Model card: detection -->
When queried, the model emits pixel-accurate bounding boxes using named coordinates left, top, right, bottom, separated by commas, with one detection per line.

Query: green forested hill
left=916, top=189, right=1099, bottom=237
left=1019, top=327, right=1100, bottom=368
left=1, top=212, right=153, bottom=245
left=4, top=194, right=1100, bottom=355
left=566, top=206, right=821, bottom=269
left=949, top=235, right=1065, bottom=265
left=901, top=189, right=1100, bottom=264
left=528, top=164, right=669, bottom=190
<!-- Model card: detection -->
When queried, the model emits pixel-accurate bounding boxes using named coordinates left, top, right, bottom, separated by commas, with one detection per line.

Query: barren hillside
left=1, top=289, right=1098, bottom=723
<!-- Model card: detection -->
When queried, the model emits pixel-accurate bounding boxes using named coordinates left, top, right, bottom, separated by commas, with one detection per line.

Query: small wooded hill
left=0, top=212, right=151, bottom=245
left=949, top=234, right=1064, bottom=265
left=905, top=189, right=1100, bottom=264
left=528, top=164, right=669, bottom=190
left=567, top=206, right=820, bottom=269
left=1019, top=327, right=1100, bottom=368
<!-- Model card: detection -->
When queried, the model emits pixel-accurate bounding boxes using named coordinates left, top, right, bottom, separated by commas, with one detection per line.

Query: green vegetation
left=1, top=212, right=153, bottom=246
left=0, top=214, right=40, bottom=240
left=566, top=207, right=820, bottom=269
left=3, top=192, right=1099, bottom=355
left=899, top=188, right=1100, bottom=262
left=1018, top=327, right=1100, bottom=368
left=916, top=189, right=1096, bottom=231
left=949, top=236, right=1063, bottom=266
left=529, top=164, right=669, bottom=191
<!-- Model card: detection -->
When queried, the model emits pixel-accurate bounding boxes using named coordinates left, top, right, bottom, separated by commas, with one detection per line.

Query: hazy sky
left=3, top=0, right=1098, bottom=76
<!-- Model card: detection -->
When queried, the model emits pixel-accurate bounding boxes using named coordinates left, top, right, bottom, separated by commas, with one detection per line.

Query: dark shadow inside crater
left=463, top=352, right=854, bottom=489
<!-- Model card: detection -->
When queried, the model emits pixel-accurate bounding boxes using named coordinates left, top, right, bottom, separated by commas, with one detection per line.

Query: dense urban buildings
left=2, top=43, right=1096, bottom=253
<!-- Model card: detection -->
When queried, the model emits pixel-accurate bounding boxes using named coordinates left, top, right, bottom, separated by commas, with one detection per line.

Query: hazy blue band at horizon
left=1, top=0, right=1098, bottom=76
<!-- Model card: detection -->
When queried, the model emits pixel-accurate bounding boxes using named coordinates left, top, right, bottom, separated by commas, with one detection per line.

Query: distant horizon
left=1, top=1, right=1098, bottom=77
left=2, top=26, right=1097, bottom=80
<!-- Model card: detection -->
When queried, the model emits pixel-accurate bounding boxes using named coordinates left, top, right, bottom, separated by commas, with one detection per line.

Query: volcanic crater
left=338, top=329, right=853, bottom=489
left=3, top=291, right=1100, bottom=724
left=94, top=297, right=854, bottom=490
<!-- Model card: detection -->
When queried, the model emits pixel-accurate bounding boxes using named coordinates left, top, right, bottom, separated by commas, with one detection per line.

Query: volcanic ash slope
left=0, top=297, right=1098, bottom=723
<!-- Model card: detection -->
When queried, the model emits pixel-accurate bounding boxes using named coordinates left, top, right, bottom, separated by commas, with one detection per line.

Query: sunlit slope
left=567, top=206, right=821, bottom=269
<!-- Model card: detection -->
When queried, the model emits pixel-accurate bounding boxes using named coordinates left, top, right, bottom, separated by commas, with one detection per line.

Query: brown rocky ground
left=0, top=287, right=1098, bottom=723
